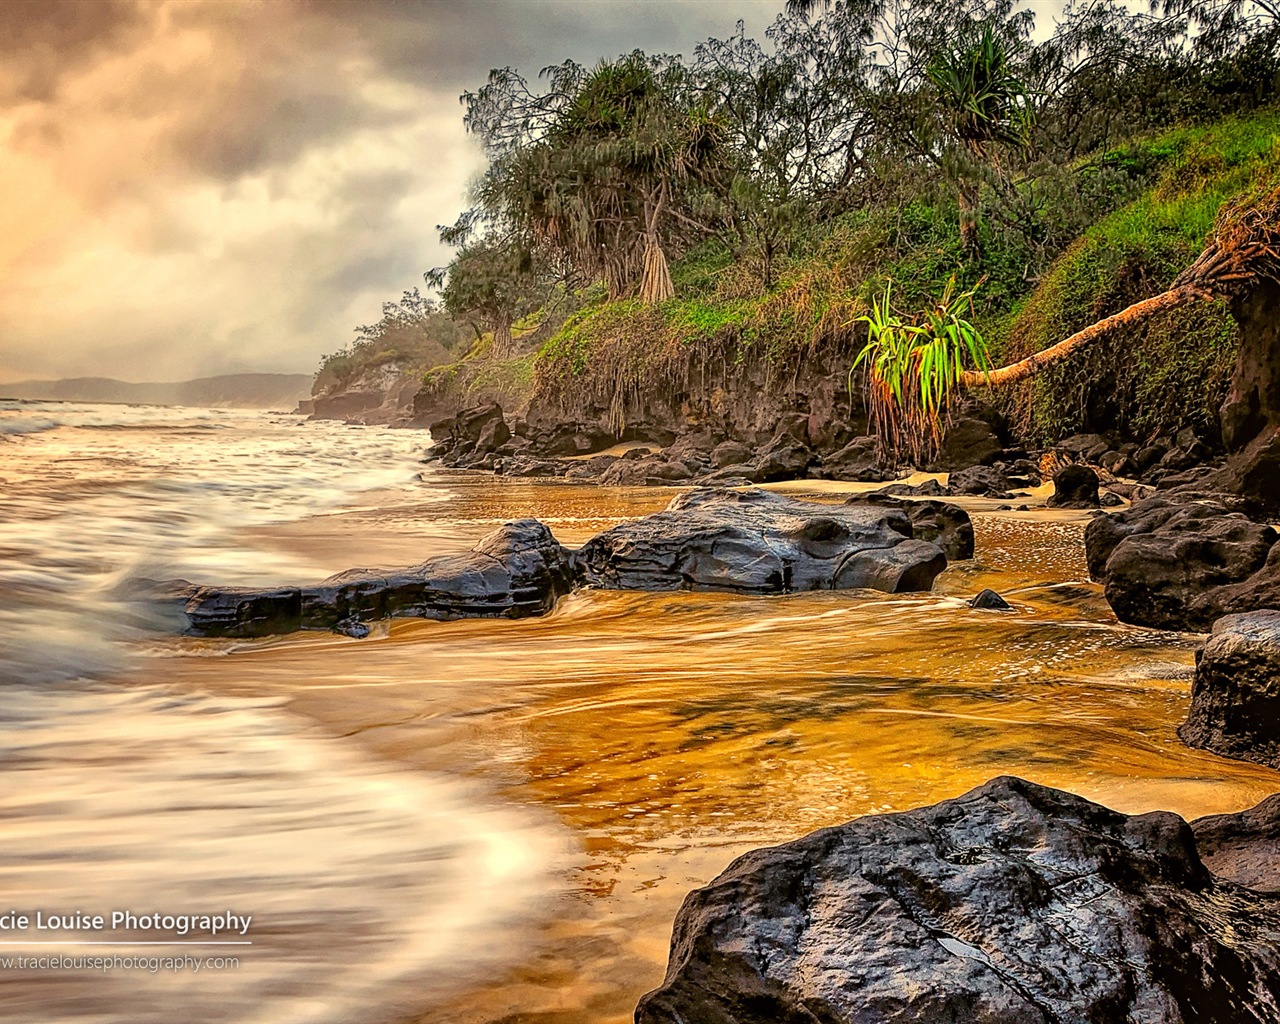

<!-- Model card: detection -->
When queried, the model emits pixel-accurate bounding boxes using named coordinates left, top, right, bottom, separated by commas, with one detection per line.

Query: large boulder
left=1046, top=464, right=1100, bottom=508
left=843, top=493, right=975, bottom=561
left=637, top=776, right=1280, bottom=1024
left=1084, top=496, right=1279, bottom=630
left=134, top=521, right=574, bottom=638
left=574, top=488, right=947, bottom=594
left=1181, top=611, right=1280, bottom=769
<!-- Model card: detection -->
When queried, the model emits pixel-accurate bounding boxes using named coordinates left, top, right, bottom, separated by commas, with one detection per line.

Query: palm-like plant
left=927, top=24, right=1033, bottom=250
left=852, top=276, right=991, bottom=466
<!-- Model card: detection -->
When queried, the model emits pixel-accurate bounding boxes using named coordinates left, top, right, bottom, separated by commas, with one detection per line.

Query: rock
left=1099, top=450, right=1136, bottom=477
left=497, top=455, right=567, bottom=478
left=710, top=440, right=753, bottom=468
left=1134, top=442, right=1170, bottom=472
left=929, top=411, right=1003, bottom=471
left=333, top=616, right=369, bottom=639
left=574, top=488, right=947, bottom=594
left=750, top=434, right=814, bottom=482
left=872, top=479, right=948, bottom=497
left=1056, top=432, right=1108, bottom=456
left=698, top=462, right=765, bottom=484
left=1180, top=611, right=1280, bottom=769
left=1085, top=497, right=1280, bottom=630
left=562, top=455, right=619, bottom=481
left=136, top=521, right=575, bottom=637
left=844, top=493, right=974, bottom=560
left=599, top=457, right=693, bottom=486
left=968, top=588, right=1011, bottom=610
left=948, top=465, right=1010, bottom=498
left=1047, top=464, right=1099, bottom=508
left=1192, top=794, right=1280, bottom=892
left=636, top=776, right=1280, bottom=1024
left=1099, top=490, right=1124, bottom=507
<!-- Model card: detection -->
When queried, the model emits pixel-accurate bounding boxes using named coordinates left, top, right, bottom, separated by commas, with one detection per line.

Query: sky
left=0, top=0, right=794, bottom=383
left=0, top=0, right=1071, bottom=384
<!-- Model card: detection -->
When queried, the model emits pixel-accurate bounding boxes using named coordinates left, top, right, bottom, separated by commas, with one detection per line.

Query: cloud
left=0, top=0, right=782, bottom=383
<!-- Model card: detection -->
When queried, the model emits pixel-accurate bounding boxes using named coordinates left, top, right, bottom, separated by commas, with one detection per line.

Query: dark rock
left=750, top=435, right=814, bottom=482
left=333, top=616, right=369, bottom=639
left=698, top=463, right=765, bottom=484
left=1192, top=794, right=1280, bottom=892
left=1160, top=440, right=1214, bottom=473
left=946, top=466, right=1002, bottom=496
left=1084, top=497, right=1278, bottom=630
left=1181, top=611, right=1280, bottom=769
left=948, top=465, right=1010, bottom=498
left=135, top=521, right=575, bottom=638
left=1099, top=450, right=1136, bottom=477
left=772, top=412, right=811, bottom=444
left=1099, top=490, right=1124, bottom=507
left=929, top=412, right=1003, bottom=471
left=562, top=455, right=619, bottom=481
left=599, top=458, right=693, bottom=486
left=845, top=493, right=974, bottom=560
left=1046, top=464, right=1099, bottom=508
left=575, top=488, right=947, bottom=594
left=1056, top=432, right=1108, bottom=456
left=710, top=440, right=753, bottom=468
left=872, top=479, right=948, bottom=498
left=637, top=776, right=1280, bottom=1024
left=497, top=455, right=568, bottom=478
left=968, top=588, right=1011, bottom=610
left=1134, top=442, right=1169, bottom=472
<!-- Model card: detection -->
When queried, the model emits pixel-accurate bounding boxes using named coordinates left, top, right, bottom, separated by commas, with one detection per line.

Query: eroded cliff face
left=523, top=340, right=867, bottom=450
left=309, top=359, right=421, bottom=425
left=1215, top=279, right=1280, bottom=511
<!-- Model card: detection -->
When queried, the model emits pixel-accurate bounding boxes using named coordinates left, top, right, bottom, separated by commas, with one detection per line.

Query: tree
left=426, top=238, right=549, bottom=359
left=926, top=22, right=1033, bottom=250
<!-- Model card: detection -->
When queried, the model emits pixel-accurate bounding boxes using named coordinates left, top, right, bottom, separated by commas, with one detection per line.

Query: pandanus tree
left=454, top=53, right=725, bottom=304
left=426, top=237, right=547, bottom=360
left=853, top=180, right=1280, bottom=464
left=926, top=23, right=1033, bottom=251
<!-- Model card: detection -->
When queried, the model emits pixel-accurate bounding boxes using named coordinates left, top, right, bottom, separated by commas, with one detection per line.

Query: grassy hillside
left=505, top=105, right=1280, bottom=446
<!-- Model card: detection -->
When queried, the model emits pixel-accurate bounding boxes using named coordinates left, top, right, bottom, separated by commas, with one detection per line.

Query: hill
left=0, top=374, right=312, bottom=409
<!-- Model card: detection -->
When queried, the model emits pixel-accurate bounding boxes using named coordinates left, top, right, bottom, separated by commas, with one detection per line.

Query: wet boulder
left=574, top=487, right=947, bottom=594
left=1047, top=464, right=1099, bottom=508
left=844, top=493, right=974, bottom=560
left=1181, top=611, right=1280, bottom=770
left=968, top=588, right=1011, bottom=610
left=636, top=776, right=1280, bottom=1024
left=1085, top=497, right=1279, bottom=630
left=137, top=521, right=575, bottom=638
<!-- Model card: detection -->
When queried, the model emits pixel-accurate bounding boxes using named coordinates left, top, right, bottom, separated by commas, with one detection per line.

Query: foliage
left=853, top=277, right=991, bottom=464
left=313, top=290, right=469, bottom=393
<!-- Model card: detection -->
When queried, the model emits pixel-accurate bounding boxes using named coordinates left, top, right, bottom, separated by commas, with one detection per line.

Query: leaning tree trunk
left=961, top=180, right=1280, bottom=390
left=959, top=285, right=1212, bottom=388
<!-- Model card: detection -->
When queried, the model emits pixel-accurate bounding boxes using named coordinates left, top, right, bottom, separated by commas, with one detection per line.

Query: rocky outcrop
left=1181, top=611, right=1280, bottom=769
left=310, top=358, right=422, bottom=425
left=1192, top=794, right=1280, bottom=893
left=575, top=488, right=948, bottom=594
left=135, top=521, right=574, bottom=638
left=1085, top=496, right=1280, bottom=630
left=637, top=776, right=1280, bottom=1024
